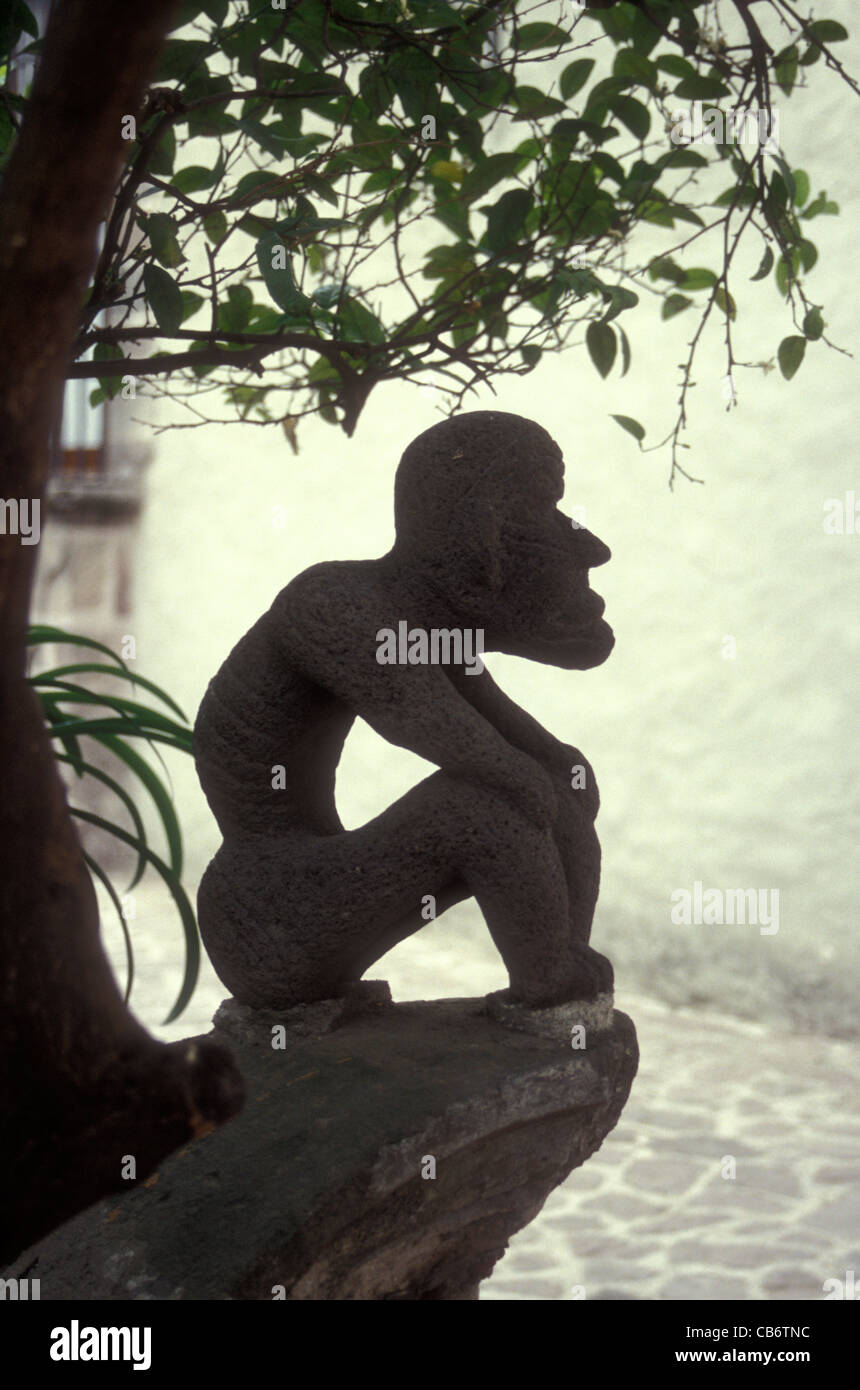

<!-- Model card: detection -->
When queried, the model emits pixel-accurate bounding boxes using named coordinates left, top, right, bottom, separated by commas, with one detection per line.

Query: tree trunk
left=0, top=0, right=243, bottom=1267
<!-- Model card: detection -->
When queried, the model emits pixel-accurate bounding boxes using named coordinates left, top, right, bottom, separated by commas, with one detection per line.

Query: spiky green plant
left=27, top=624, right=198, bottom=1023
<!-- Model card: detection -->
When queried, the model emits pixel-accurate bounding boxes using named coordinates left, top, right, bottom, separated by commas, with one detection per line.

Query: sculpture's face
left=482, top=446, right=615, bottom=670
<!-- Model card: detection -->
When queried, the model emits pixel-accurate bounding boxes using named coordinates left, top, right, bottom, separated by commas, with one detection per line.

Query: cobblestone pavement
left=482, top=992, right=860, bottom=1301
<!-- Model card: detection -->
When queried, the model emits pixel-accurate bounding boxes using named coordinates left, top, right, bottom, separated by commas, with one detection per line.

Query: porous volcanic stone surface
left=6, top=992, right=638, bottom=1300
left=194, top=410, right=617, bottom=1011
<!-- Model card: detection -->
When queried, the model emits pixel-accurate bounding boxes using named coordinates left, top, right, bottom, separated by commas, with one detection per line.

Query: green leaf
left=666, top=204, right=705, bottom=229
left=149, top=123, right=176, bottom=177
left=775, top=250, right=800, bottom=297
left=171, top=164, right=217, bottom=194
left=27, top=625, right=131, bottom=667
left=560, top=58, right=595, bottom=101
left=771, top=156, right=796, bottom=204
left=238, top=211, right=274, bottom=240
left=93, top=342, right=124, bottom=399
left=520, top=344, right=542, bottom=368
left=180, top=290, right=204, bottom=323
left=806, top=20, right=848, bottom=43
left=146, top=212, right=183, bottom=268
left=612, top=49, right=657, bottom=89
left=70, top=808, right=197, bottom=1025
left=233, top=169, right=283, bottom=204
left=601, top=285, right=639, bottom=324
left=255, top=232, right=311, bottom=313
left=184, top=73, right=235, bottom=138
left=791, top=169, right=810, bottom=207
left=460, top=153, right=521, bottom=204
left=595, top=3, right=637, bottom=44
left=803, top=306, right=824, bottom=341
left=608, top=95, right=650, bottom=141
left=218, top=283, right=254, bottom=333
left=750, top=245, right=774, bottom=281
left=386, top=48, right=438, bottom=124
left=31, top=661, right=187, bottom=720
left=584, top=75, right=632, bottom=119
left=673, top=75, right=731, bottom=100
left=680, top=267, right=718, bottom=291
left=656, top=55, right=696, bottom=80
left=801, top=191, right=839, bottom=219
left=798, top=239, right=818, bottom=273
left=42, top=702, right=85, bottom=773
left=302, top=172, right=340, bottom=210
left=618, top=325, right=631, bottom=377
left=81, top=850, right=134, bottom=1004
left=143, top=263, right=184, bottom=334
left=586, top=321, right=616, bottom=378
left=591, top=151, right=625, bottom=184
left=43, top=716, right=190, bottom=751
left=778, top=335, right=806, bottom=380
left=648, top=257, right=684, bottom=284
left=662, top=293, right=693, bottom=320
left=658, top=146, right=709, bottom=169
left=337, top=297, right=385, bottom=345
left=610, top=414, right=645, bottom=443
left=203, top=208, right=227, bottom=244
left=154, top=38, right=209, bottom=83
left=452, top=318, right=479, bottom=348
left=774, top=44, right=799, bottom=95
left=514, top=22, right=570, bottom=52
left=311, top=284, right=344, bottom=311
left=37, top=685, right=192, bottom=744
left=715, top=285, right=737, bottom=321
left=9, top=2, right=38, bottom=39
left=483, top=188, right=532, bottom=253
left=57, top=755, right=149, bottom=890
left=99, top=733, right=185, bottom=879
left=512, top=86, right=565, bottom=121
left=361, top=169, right=398, bottom=196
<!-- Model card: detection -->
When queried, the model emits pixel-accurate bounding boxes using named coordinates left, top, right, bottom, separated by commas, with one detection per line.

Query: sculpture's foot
left=212, top=979, right=393, bottom=1044
left=485, top=988, right=614, bottom=1043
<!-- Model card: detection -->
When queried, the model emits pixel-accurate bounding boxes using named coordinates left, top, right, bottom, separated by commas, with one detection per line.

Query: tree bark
left=0, top=0, right=243, bottom=1267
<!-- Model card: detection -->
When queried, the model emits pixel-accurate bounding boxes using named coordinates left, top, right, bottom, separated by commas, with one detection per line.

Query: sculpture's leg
left=549, top=768, right=605, bottom=942
left=198, top=770, right=610, bottom=1010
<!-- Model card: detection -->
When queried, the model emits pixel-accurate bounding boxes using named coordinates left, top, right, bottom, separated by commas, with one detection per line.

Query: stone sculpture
left=194, top=410, right=616, bottom=1012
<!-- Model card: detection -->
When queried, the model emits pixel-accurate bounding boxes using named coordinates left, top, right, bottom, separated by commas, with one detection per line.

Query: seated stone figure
left=194, top=410, right=615, bottom=1011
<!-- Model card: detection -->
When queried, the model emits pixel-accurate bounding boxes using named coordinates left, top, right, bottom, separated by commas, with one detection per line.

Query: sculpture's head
left=392, top=410, right=614, bottom=670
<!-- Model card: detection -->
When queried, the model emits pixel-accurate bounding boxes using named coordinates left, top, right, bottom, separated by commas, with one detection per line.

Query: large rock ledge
left=5, top=989, right=638, bottom=1300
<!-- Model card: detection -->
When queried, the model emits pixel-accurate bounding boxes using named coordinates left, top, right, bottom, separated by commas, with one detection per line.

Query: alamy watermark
left=670, top=101, right=779, bottom=153
left=0, top=498, right=40, bottom=545
left=670, top=880, right=779, bottom=935
left=822, top=491, right=859, bottom=534
left=50, top=1322, right=151, bottom=1370
left=376, top=623, right=484, bottom=676
left=0, top=1277, right=40, bottom=1299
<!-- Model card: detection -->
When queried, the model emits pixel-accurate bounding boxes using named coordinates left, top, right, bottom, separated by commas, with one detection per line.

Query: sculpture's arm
left=278, top=572, right=557, bottom=826
left=445, top=664, right=599, bottom=814
left=444, top=665, right=568, bottom=763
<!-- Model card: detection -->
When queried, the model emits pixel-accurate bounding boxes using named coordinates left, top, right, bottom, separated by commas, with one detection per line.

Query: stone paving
left=482, top=992, right=860, bottom=1301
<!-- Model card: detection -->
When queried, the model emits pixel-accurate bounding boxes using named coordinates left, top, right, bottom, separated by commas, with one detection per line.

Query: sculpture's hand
left=446, top=668, right=576, bottom=769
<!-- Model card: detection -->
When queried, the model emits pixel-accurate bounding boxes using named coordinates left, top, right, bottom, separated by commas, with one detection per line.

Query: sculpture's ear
left=451, top=495, right=504, bottom=602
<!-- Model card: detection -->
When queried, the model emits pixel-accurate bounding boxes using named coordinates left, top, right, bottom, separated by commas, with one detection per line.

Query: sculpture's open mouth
left=567, top=615, right=611, bottom=640
left=545, top=592, right=607, bottom=641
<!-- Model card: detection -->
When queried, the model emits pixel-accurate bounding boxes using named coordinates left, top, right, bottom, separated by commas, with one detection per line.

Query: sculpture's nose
left=572, top=526, right=611, bottom=569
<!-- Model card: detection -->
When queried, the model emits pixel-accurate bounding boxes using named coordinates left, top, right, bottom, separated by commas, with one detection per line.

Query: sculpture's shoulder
left=270, top=560, right=380, bottom=659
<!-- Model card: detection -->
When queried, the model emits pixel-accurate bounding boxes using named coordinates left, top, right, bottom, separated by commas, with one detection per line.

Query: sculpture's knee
left=418, top=777, right=559, bottom=889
